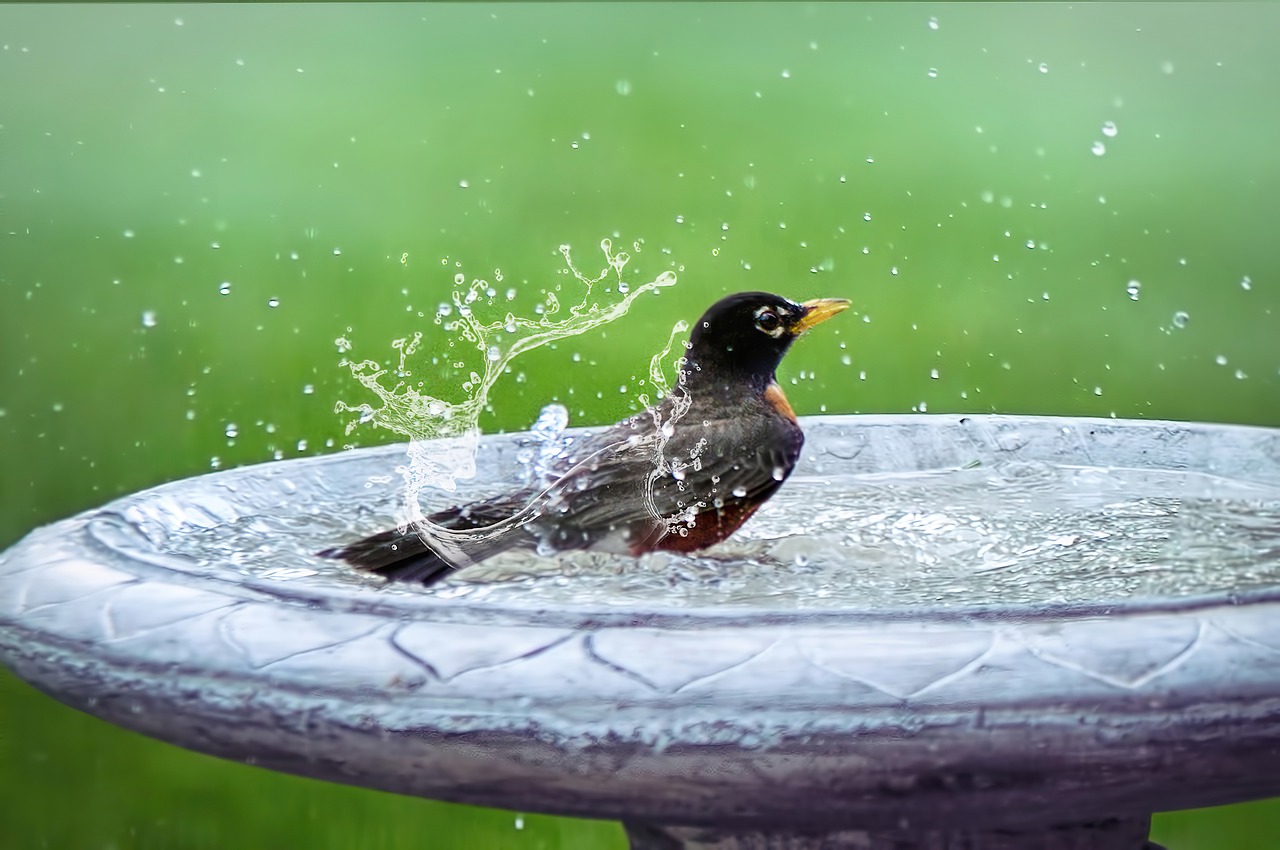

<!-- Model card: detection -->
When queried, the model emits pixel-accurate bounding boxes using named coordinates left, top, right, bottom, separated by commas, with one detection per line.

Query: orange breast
left=645, top=499, right=764, bottom=554
left=763, top=382, right=797, bottom=422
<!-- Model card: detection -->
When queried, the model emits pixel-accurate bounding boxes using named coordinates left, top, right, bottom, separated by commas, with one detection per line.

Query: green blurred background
left=2, top=3, right=1278, bottom=848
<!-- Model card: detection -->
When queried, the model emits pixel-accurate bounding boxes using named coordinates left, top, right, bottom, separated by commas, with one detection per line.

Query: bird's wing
left=649, top=426, right=801, bottom=516
left=429, top=492, right=536, bottom=529
left=533, top=412, right=800, bottom=540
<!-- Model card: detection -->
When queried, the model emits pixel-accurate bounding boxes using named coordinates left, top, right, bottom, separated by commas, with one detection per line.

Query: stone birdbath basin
left=4, top=414, right=1280, bottom=849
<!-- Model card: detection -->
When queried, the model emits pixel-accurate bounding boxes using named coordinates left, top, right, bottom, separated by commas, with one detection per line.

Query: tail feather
left=317, top=527, right=460, bottom=586
left=319, top=496, right=532, bottom=587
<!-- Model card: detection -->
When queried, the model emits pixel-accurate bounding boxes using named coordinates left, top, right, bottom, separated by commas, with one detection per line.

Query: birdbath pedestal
left=3, top=415, right=1280, bottom=849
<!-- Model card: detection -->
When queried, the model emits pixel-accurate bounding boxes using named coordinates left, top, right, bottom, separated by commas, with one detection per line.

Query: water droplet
left=926, top=67, right=938, bottom=79
left=1215, top=355, right=1228, bottom=366
left=123, top=229, right=135, bottom=238
left=1241, top=276, right=1252, bottom=291
left=302, top=384, right=315, bottom=395
left=781, top=69, right=791, bottom=79
left=930, top=368, right=940, bottom=379
left=1161, top=60, right=1175, bottom=75
left=1091, top=141, right=1106, bottom=156
left=771, top=466, right=786, bottom=482
left=1172, top=310, right=1189, bottom=328
left=732, top=486, right=748, bottom=498
left=615, top=79, right=632, bottom=96
left=1038, top=62, right=1049, bottom=74
left=459, top=179, right=469, bottom=189
left=1101, top=120, right=1118, bottom=138
left=928, top=16, right=939, bottom=30
left=980, top=190, right=994, bottom=204
left=225, top=423, right=239, bottom=438
left=267, top=297, right=280, bottom=308
left=1235, top=369, right=1248, bottom=380
left=1126, top=280, right=1141, bottom=301
left=140, top=310, right=157, bottom=328
left=218, top=281, right=232, bottom=295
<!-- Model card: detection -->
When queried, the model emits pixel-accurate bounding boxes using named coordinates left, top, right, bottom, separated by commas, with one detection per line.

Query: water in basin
left=158, top=457, right=1280, bottom=611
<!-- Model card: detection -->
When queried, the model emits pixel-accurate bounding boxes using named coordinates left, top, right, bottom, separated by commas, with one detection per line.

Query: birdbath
left=4, top=414, right=1280, bottom=849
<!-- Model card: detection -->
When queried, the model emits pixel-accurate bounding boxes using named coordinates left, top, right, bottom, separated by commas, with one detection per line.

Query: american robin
left=318, top=291, right=849, bottom=586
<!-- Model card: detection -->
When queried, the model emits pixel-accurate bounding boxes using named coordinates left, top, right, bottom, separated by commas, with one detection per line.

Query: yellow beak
left=793, top=298, right=852, bottom=333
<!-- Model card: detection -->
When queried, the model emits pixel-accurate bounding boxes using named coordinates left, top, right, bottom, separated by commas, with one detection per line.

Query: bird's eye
left=754, top=307, right=784, bottom=337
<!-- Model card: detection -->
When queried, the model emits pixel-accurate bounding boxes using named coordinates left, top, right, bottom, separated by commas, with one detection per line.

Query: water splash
left=335, top=238, right=678, bottom=533
left=515, top=402, right=571, bottom=488
left=638, top=319, right=697, bottom=541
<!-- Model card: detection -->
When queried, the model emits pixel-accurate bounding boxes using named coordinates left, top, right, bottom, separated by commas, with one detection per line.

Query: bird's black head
left=683, top=291, right=850, bottom=388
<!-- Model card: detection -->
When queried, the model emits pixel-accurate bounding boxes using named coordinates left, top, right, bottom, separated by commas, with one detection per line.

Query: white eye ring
left=754, top=307, right=786, bottom=338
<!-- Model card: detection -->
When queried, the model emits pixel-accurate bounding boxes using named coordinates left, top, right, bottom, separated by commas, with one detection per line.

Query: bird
left=317, top=291, right=850, bottom=587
